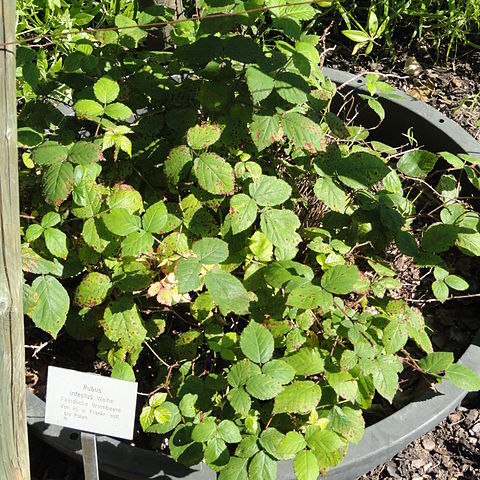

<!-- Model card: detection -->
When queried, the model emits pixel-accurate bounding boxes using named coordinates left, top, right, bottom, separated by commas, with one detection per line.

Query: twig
left=407, top=292, right=480, bottom=304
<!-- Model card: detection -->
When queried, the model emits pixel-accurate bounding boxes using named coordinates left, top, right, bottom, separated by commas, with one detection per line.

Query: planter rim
left=27, top=68, right=480, bottom=480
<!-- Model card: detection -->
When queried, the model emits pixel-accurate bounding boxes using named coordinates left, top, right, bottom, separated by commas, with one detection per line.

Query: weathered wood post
left=0, top=0, right=31, bottom=477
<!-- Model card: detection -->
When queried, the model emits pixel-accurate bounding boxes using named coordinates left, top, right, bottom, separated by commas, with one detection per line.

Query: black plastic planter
left=27, top=68, right=480, bottom=480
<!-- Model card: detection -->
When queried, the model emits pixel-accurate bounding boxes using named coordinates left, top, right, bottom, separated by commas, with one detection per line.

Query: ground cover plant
left=312, top=0, right=480, bottom=58
left=17, top=0, right=480, bottom=478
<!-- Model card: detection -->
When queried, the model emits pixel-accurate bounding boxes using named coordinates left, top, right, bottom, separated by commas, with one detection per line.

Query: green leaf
left=121, top=230, right=154, bottom=256
left=246, top=66, right=274, bottom=104
left=22, top=246, right=63, bottom=276
left=149, top=392, right=167, bottom=408
left=74, top=272, right=112, bottom=308
left=146, top=402, right=181, bottom=434
left=205, top=437, right=230, bottom=470
left=372, top=355, right=402, bottom=403
left=154, top=405, right=172, bottom=424
left=82, top=218, right=117, bottom=254
left=275, top=72, right=309, bottom=105
left=321, top=265, right=367, bottom=295
left=273, top=381, right=321, bottom=414
left=230, top=194, right=258, bottom=234
left=422, top=223, right=458, bottom=253
left=397, top=150, right=438, bottom=179
left=287, top=284, right=333, bottom=311
left=74, top=99, right=104, bottom=118
left=108, top=186, right=143, bottom=214
left=43, top=161, right=74, bottom=207
left=445, top=364, right=480, bottom=391
left=445, top=275, right=469, bottom=291
left=383, top=319, right=408, bottom=354
left=94, top=76, right=120, bottom=104
left=41, top=212, right=61, bottom=228
left=103, top=208, right=141, bottom=236
left=262, top=359, right=296, bottom=385
left=342, top=29, right=371, bottom=42
left=457, top=231, right=480, bottom=256
left=204, top=269, right=249, bottom=315
left=248, top=451, right=277, bottom=480
left=25, top=224, right=44, bottom=242
left=293, top=450, right=319, bottom=480
left=235, top=436, right=259, bottom=458
left=102, top=296, right=147, bottom=352
left=175, top=257, right=203, bottom=293
left=305, top=427, right=344, bottom=454
left=260, top=209, right=301, bottom=249
left=285, top=347, right=325, bottom=376
left=259, top=428, right=285, bottom=459
left=31, top=275, right=70, bottom=338
left=228, top=359, right=261, bottom=387
left=217, top=420, right=242, bottom=443
left=337, top=152, right=390, bottom=189
left=250, top=115, right=280, bottom=152
left=142, top=201, right=168, bottom=234
left=44, top=228, right=68, bottom=259
left=227, top=387, right=251, bottom=417
left=111, top=360, right=135, bottom=381
left=168, top=424, right=202, bottom=465
left=418, top=352, right=454, bottom=374
left=432, top=279, right=449, bottom=303
left=218, top=457, right=248, bottom=480
left=282, top=112, right=326, bottom=153
left=140, top=406, right=155, bottom=431
left=165, top=146, right=193, bottom=185
left=187, top=124, right=222, bottom=150
left=246, top=373, right=283, bottom=400
left=104, top=102, right=133, bottom=120
left=277, top=431, right=306, bottom=458
left=33, top=142, right=68, bottom=166
left=240, top=321, right=274, bottom=364
left=192, top=237, right=229, bottom=264
left=115, top=14, right=147, bottom=46
left=68, top=141, right=103, bottom=165
left=249, top=231, right=273, bottom=262
left=192, top=417, right=217, bottom=442
left=193, top=153, right=235, bottom=195
left=249, top=175, right=292, bottom=207
left=314, top=176, right=347, bottom=212
left=329, top=406, right=365, bottom=444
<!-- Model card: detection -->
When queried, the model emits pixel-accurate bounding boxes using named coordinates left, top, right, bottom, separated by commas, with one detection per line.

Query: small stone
left=422, top=438, right=436, bottom=451
left=470, top=423, right=480, bottom=435
left=441, top=455, right=453, bottom=468
left=405, top=56, right=423, bottom=76
left=451, top=76, right=463, bottom=88
left=412, top=475, right=423, bottom=480
left=465, top=410, right=479, bottom=426
left=469, top=436, right=478, bottom=446
left=448, top=412, right=462, bottom=423
left=411, top=458, right=426, bottom=469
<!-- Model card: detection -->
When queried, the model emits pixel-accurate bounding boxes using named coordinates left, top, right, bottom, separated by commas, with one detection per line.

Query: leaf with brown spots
left=102, top=296, right=147, bottom=352
left=282, top=112, right=325, bottom=153
left=42, top=161, right=74, bottom=207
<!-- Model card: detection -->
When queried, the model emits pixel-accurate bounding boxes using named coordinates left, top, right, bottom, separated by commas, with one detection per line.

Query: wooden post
left=0, top=0, right=31, bottom=477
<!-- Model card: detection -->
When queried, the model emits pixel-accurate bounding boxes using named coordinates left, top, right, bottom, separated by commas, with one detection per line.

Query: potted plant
left=20, top=4, right=480, bottom=480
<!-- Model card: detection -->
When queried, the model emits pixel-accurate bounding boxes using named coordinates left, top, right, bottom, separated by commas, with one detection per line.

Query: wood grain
left=0, top=0, right=30, bottom=477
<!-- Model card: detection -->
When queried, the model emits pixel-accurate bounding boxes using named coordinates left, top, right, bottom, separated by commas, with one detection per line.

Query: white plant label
left=45, top=366, right=138, bottom=440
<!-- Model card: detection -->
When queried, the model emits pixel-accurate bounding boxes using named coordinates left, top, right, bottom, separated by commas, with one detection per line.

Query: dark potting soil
left=27, top=40, right=480, bottom=480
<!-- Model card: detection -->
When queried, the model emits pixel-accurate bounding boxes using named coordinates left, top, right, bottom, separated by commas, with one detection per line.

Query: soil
left=28, top=39, right=480, bottom=480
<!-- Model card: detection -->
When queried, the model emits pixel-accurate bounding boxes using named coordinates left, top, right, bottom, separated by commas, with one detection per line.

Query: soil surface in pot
left=27, top=41, right=480, bottom=480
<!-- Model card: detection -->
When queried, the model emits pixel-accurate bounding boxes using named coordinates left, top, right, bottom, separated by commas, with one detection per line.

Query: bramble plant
left=18, top=1, right=480, bottom=479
